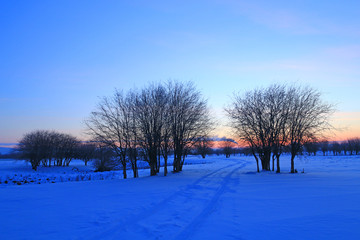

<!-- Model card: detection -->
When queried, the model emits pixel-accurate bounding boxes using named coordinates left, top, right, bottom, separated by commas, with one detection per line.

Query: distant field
left=0, top=146, right=14, bottom=155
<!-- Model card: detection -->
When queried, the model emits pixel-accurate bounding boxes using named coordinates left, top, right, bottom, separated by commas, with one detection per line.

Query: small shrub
left=93, top=148, right=118, bottom=172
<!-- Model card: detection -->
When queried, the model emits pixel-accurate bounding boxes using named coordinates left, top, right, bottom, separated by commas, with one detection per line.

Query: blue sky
left=1, top=0, right=360, bottom=142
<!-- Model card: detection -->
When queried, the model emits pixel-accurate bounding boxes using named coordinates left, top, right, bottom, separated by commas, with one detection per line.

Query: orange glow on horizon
left=212, top=111, right=360, bottom=144
left=330, top=111, right=360, bottom=141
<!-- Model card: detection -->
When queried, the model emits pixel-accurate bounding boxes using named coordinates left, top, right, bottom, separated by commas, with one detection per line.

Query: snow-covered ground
left=0, top=157, right=214, bottom=185
left=0, top=154, right=359, bottom=240
left=0, top=146, right=14, bottom=154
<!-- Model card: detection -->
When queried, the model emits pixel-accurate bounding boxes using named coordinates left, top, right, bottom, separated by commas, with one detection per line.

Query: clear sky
left=1, top=0, right=360, bottom=143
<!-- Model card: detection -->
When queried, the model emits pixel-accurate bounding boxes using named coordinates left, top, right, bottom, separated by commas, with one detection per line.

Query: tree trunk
left=253, top=153, right=260, bottom=173
left=260, top=151, right=271, bottom=171
left=173, top=154, right=176, bottom=172
left=148, top=149, right=158, bottom=176
left=150, top=164, right=157, bottom=176
left=174, top=154, right=182, bottom=172
left=276, top=154, right=280, bottom=173
left=122, top=162, right=127, bottom=179
left=290, top=154, right=295, bottom=173
left=179, top=154, right=186, bottom=171
left=156, top=149, right=160, bottom=173
left=31, top=159, right=38, bottom=171
left=173, top=148, right=182, bottom=172
left=164, top=156, right=168, bottom=176
left=133, top=161, right=138, bottom=178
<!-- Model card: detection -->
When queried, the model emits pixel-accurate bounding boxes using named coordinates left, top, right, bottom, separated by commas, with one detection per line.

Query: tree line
left=302, top=138, right=360, bottom=156
left=17, top=81, right=336, bottom=175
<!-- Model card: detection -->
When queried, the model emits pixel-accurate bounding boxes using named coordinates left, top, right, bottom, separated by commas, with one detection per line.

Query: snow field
left=0, top=160, right=123, bottom=186
left=0, top=155, right=359, bottom=240
left=0, top=157, right=215, bottom=186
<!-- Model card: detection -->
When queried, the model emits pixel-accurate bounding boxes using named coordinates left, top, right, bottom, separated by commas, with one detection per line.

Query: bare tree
left=226, top=89, right=264, bottom=171
left=319, top=141, right=329, bottom=156
left=331, top=142, right=342, bottom=156
left=226, top=84, right=288, bottom=172
left=18, top=130, right=50, bottom=170
left=93, top=144, right=117, bottom=172
left=76, top=142, right=96, bottom=166
left=226, top=84, right=333, bottom=173
left=119, top=91, right=140, bottom=178
left=17, top=130, right=79, bottom=170
left=56, top=133, right=79, bottom=166
left=352, top=138, right=360, bottom=155
left=160, top=106, right=172, bottom=176
left=195, top=137, right=213, bottom=159
left=286, top=86, right=333, bottom=173
left=265, top=85, right=289, bottom=173
left=86, top=81, right=212, bottom=176
left=304, top=141, right=319, bottom=156
left=85, top=91, right=136, bottom=179
left=133, top=84, right=168, bottom=176
left=222, top=140, right=235, bottom=158
left=168, top=81, right=212, bottom=172
left=341, top=141, right=349, bottom=155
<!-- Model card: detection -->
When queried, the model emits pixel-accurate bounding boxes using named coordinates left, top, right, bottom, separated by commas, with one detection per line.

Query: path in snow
left=88, top=159, right=248, bottom=240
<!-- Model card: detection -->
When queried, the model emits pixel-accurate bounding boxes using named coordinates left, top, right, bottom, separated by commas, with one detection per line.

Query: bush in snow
left=76, top=143, right=96, bottom=166
left=93, top=147, right=118, bottom=172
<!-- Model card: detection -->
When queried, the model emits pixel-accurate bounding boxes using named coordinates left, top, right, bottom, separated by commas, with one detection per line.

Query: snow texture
left=0, top=155, right=359, bottom=240
left=0, top=147, right=13, bottom=154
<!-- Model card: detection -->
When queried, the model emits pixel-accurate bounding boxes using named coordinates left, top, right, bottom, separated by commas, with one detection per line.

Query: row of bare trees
left=17, top=82, right=335, bottom=176
left=333, top=138, right=360, bottom=155
left=226, top=84, right=334, bottom=173
left=303, top=138, right=360, bottom=156
left=85, top=81, right=212, bottom=179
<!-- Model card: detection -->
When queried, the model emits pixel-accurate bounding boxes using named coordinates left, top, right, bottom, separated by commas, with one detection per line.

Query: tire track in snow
left=86, top=160, right=246, bottom=240
left=135, top=161, right=247, bottom=240
left=173, top=163, right=245, bottom=240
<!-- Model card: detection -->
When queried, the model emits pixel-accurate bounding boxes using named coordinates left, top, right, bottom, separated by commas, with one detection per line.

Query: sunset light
left=1, top=1, right=359, bottom=143
left=1, top=1, right=360, bottom=239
